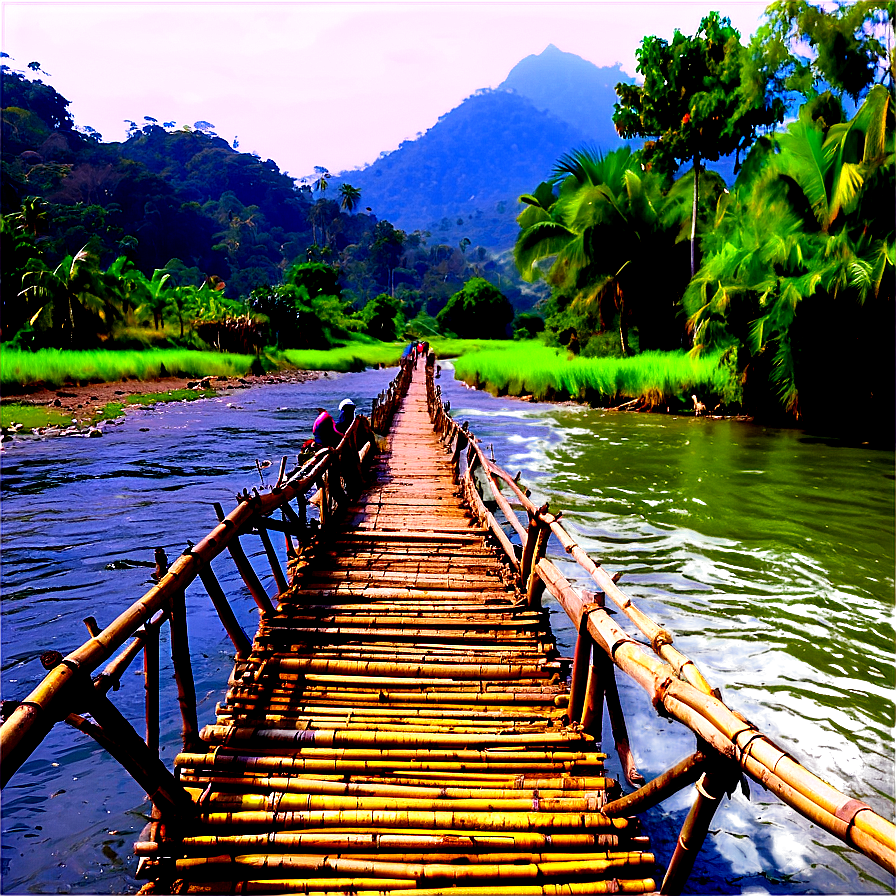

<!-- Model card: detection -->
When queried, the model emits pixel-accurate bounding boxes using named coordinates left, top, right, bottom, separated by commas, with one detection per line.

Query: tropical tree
left=685, top=84, right=895, bottom=421
left=18, top=247, right=121, bottom=347
left=339, top=183, right=362, bottom=213
left=747, top=0, right=893, bottom=105
left=514, top=146, right=694, bottom=354
left=614, top=12, right=785, bottom=276
left=360, top=292, right=403, bottom=341
left=136, top=268, right=173, bottom=330
left=437, top=277, right=513, bottom=339
left=103, top=255, right=146, bottom=325
left=9, top=196, right=49, bottom=239
left=314, top=166, right=331, bottom=196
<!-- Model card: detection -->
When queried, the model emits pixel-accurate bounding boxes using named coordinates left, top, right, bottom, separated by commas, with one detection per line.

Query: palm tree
left=135, top=268, right=173, bottom=331
left=314, top=166, right=331, bottom=196
left=104, top=255, right=146, bottom=326
left=10, top=196, right=49, bottom=239
left=339, top=183, right=361, bottom=213
left=19, top=247, right=120, bottom=346
left=685, top=86, right=895, bottom=417
left=514, top=146, right=686, bottom=354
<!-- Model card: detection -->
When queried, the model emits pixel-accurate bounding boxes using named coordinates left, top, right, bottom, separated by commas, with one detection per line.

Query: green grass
left=0, top=404, right=74, bottom=431
left=0, top=389, right=219, bottom=433
left=281, top=343, right=406, bottom=372
left=124, top=388, right=216, bottom=406
left=451, top=341, right=737, bottom=408
left=0, top=348, right=258, bottom=391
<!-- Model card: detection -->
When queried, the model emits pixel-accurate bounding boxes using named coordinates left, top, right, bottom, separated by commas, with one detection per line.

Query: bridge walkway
left=141, top=365, right=656, bottom=894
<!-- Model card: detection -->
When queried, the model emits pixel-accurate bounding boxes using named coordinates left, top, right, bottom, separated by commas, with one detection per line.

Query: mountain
left=336, top=49, right=634, bottom=253
left=499, top=44, right=631, bottom=147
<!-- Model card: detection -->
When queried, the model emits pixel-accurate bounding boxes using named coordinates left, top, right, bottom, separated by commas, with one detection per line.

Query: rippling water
left=1, top=364, right=893, bottom=894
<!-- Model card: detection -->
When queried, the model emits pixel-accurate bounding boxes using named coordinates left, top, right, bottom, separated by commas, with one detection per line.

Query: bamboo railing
left=0, top=362, right=412, bottom=793
left=424, top=355, right=896, bottom=887
left=1, top=354, right=892, bottom=895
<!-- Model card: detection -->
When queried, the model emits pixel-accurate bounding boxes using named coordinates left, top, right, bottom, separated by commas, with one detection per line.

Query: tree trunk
left=691, top=154, right=701, bottom=279
left=617, top=283, right=628, bottom=356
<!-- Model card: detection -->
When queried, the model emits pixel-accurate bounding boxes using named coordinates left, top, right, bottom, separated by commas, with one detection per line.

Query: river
left=1, top=363, right=893, bottom=894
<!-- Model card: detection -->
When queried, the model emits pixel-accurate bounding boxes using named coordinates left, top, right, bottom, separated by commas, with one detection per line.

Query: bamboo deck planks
left=137, top=365, right=656, bottom=894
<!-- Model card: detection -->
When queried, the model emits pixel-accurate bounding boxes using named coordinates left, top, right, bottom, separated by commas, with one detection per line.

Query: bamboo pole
left=257, top=525, right=288, bottom=595
left=198, top=807, right=632, bottom=832
left=197, top=565, right=252, bottom=659
left=144, top=622, right=159, bottom=755
left=78, top=697, right=195, bottom=815
left=603, top=751, right=707, bottom=818
left=660, top=764, right=740, bottom=895
left=227, top=536, right=275, bottom=617
left=173, top=881, right=657, bottom=896
left=568, top=609, right=597, bottom=725
left=169, top=589, right=200, bottom=752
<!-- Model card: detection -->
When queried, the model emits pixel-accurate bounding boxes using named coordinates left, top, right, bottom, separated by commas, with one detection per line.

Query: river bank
left=0, top=368, right=329, bottom=445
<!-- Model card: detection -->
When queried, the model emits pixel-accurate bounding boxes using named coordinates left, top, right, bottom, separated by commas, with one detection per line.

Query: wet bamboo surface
left=138, top=365, right=657, bottom=894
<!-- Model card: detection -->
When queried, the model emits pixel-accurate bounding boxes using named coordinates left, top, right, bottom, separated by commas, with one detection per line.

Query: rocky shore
left=0, top=368, right=328, bottom=445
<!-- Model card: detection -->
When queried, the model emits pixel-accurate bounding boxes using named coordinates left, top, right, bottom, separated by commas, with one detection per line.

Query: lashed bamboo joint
left=1, top=354, right=893, bottom=895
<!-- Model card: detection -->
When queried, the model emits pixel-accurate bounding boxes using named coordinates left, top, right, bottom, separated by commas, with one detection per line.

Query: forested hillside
left=333, top=89, right=590, bottom=252
left=498, top=44, right=631, bottom=147
left=1, top=63, right=537, bottom=351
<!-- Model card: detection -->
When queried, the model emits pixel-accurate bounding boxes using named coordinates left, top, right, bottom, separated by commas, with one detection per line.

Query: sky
left=2, top=1, right=770, bottom=182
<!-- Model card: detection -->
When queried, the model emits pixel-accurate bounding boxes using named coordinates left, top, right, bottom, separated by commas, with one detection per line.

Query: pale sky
left=2, top=1, right=769, bottom=181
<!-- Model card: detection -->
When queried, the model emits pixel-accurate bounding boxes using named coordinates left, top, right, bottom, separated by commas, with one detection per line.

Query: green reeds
left=0, top=348, right=256, bottom=390
left=451, top=342, right=735, bottom=407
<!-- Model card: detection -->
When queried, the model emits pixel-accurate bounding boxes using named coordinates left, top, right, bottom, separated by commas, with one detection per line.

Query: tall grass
left=282, top=344, right=405, bottom=372
left=452, top=341, right=736, bottom=406
left=1, top=348, right=257, bottom=390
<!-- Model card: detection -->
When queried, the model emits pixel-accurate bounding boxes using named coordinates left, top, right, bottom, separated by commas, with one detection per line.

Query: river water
left=1, top=363, right=893, bottom=895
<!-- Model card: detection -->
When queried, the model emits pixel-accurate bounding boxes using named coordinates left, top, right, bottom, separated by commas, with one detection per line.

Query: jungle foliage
left=514, top=2, right=894, bottom=433
left=0, top=62, right=523, bottom=351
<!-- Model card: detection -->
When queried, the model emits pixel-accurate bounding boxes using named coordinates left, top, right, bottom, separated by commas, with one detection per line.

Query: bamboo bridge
left=1, top=355, right=894, bottom=895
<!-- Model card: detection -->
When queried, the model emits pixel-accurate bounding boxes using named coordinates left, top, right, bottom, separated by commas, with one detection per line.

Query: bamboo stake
left=593, top=641, right=644, bottom=788
left=169, top=589, right=200, bottom=752
left=257, top=525, right=289, bottom=595
left=144, top=622, right=159, bottom=755
left=568, top=610, right=596, bottom=725
left=79, top=697, right=195, bottom=816
left=660, top=764, right=739, bottom=895
left=197, top=565, right=252, bottom=659
left=603, top=751, right=707, bottom=818
left=228, top=536, right=275, bottom=617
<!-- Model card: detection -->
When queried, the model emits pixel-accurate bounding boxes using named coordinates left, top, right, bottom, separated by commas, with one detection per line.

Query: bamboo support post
left=197, top=565, right=252, bottom=659
left=660, top=763, right=740, bottom=895
left=603, top=750, right=708, bottom=818
left=79, top=696, right=195, bottom=816
left=567, top=611, right=595, bottom=725
left=593, top=643, right=644, bottom=788
left=144, top=622, right=159, bottom=754
left=256, top=524, right=288, bottom=595
left=579, top=654, right=603, bottom=741
left=169, top=589, right=200, bottom=752
left=227, top=536, right=275, bottom=617
left=526, top=525, right=551, bottom=609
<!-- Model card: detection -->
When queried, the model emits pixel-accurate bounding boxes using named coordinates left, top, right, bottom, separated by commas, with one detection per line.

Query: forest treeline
left=1, top=1, right=893, bottom=435
left=516, top=2, right=893, bottom=430
left=0, top=60, right=527, bottom=354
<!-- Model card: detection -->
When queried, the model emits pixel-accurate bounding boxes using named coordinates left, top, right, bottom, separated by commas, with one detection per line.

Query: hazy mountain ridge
left=336, top=47, right=634, bottom=252
left=499, top=44, right=632, bottom=146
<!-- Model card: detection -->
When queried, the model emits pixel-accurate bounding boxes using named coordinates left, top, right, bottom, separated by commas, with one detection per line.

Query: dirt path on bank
left=1, top=369, right=328, bottom=416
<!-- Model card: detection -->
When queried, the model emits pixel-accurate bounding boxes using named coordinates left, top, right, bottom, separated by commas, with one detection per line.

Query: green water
left=1, top=365, right=892, bottom=894
left=447, top=373, right=895, bottom=894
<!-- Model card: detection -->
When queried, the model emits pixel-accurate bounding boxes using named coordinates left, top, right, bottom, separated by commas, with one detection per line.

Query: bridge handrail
left=424, top=356, right=895, bottom=879
left=0, top=358, right=415, bottom=793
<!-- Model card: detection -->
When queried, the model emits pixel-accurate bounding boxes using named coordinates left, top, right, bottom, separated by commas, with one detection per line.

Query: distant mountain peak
left=498, top=46, right=631, bottom=143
